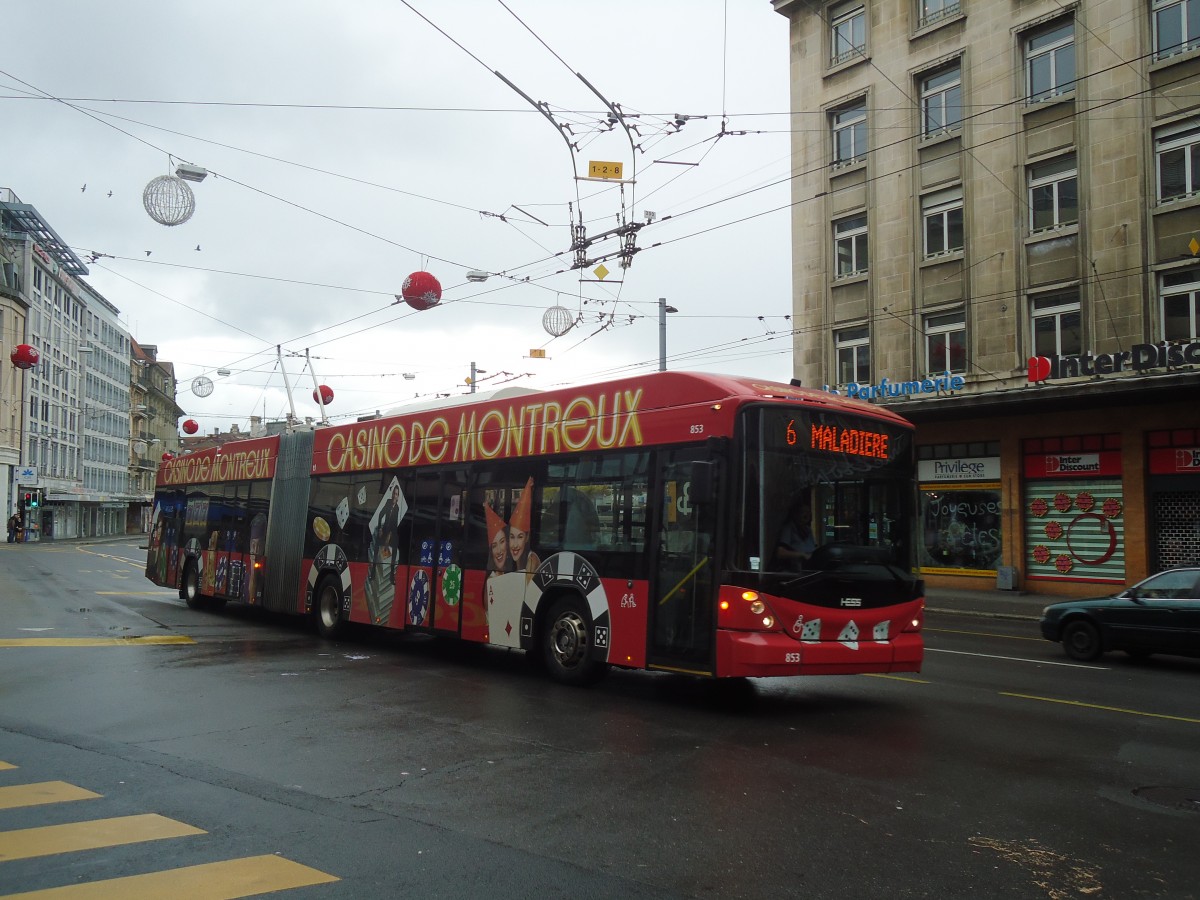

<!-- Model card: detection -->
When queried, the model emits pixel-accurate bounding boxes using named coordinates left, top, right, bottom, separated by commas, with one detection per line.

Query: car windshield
left=735, top=406, right=916, bottom=573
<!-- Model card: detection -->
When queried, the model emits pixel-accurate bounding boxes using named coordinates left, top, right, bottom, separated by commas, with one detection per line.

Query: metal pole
left=306, top=349, right=329, bottom=426
left=659, top=298, right=667, bottom=371
left=277, top=345, right=298, bottom=428
left=470, top=361, right=477, bottom=393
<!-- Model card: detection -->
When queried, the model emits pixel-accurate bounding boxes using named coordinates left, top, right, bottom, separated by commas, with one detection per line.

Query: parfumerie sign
left=1028, top=340, right=1200, bottom=382
left=825, top=371, right=966, bottom=400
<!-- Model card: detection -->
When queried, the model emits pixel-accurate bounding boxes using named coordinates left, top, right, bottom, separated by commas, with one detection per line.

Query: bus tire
left=542, top=596, right=607, bottom=686
left=181, top=561, right=207, bottom=610
left=314, top=574, right=347, bottom=640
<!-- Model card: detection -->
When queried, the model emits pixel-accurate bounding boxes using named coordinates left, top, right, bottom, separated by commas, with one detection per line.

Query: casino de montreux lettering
left=323, top=388, right=645, bottom=473
left=162, top=448, right=272, bottom=486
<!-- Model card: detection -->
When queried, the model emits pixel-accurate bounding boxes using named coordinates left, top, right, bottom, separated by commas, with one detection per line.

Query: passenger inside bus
left=774, top=497, right=817, bottom=571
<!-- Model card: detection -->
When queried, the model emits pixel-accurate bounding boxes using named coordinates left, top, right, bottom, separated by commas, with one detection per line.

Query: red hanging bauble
left=182, top=419, right=199, bottom=435
left=399, top=271, right=442, bottom=311
left=161, top=452, right=174, bottom=462
left=10, top=344, right=39, bottom=370
left=313, top=384, right=334, bottom=405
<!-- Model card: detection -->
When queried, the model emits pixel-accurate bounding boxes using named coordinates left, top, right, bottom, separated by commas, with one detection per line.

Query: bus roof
left=156, top=372, right=912, bottom=484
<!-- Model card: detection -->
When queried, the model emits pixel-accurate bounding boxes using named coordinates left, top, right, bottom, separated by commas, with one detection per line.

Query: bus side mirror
left=690, top=461, right=716, bottom=505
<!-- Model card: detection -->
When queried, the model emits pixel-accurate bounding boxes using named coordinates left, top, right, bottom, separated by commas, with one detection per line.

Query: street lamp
left=659, top=298, right=678, bottom=372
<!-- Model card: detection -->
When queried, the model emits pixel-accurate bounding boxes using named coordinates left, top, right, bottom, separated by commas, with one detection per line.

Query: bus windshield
left=737, top=406, right=915, bottom=574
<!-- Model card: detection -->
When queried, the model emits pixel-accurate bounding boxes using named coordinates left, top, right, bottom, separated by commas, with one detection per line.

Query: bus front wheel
left=314, top=575, right=347, bottom=640
left=542, top=597, right=607, bottom=686
left=181, top=561, right=206, bottom=610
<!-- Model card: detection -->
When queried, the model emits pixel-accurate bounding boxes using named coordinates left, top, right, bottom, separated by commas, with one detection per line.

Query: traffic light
left=22, top=492, right=31, bottom=509
left=29, top=490, right=39, bottom=509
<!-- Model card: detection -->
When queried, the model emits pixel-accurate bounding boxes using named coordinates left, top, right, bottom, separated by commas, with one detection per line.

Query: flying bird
left=145, top=251, right=151, bottom=256
left=80, top=184, right=87, bottom=192
left=107, top=191, right=112, bottom=198
left=195, top=245, right=201, bottom=251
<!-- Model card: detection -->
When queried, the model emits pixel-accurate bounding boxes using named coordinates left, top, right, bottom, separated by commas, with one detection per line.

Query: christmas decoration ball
left=400, top=271, right=442, bottom=311
left=143, top=175, right=196, bottom=226
left=10, top=344, right=39, bottom=369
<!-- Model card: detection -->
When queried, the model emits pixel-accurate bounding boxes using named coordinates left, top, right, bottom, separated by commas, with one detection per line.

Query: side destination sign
left=312, top=387, right=645, bottom=475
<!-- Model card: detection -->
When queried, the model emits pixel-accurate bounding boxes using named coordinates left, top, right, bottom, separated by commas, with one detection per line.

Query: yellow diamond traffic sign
left=593, top=264, right=610, bottom=280
left=1190, top=237, right=1199, bottom=256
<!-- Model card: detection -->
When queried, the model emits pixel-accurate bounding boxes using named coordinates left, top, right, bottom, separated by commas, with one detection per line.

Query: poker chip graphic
left=441, top=564, right=462, bottom=607
left=408, top=570, right=430, bottom=626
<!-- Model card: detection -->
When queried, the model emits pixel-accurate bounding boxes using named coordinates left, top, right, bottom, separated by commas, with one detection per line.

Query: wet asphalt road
left=1, top=539, right=1198, bottom=899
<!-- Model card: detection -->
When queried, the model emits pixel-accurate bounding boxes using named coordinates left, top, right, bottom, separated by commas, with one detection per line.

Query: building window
left=1025, top=19, right=1075, bottom=102
left=922, top=187, right=964, bottom=257
left=1161, top=267, right=1200, bottom=340
left=836, top=326, right=871, bottom=384
left=925, top=311, right=967, bottom=374
left=919, top=0, right=961, bottom=28
left=834, top=215, right=869, bottom=277
left=1028, top=155, right=1078, bottom=232
left=1031, top=290, right=1082, bottom=357
left=1154, top=0, right=1200, bottom=59
left=831, top=100, right=868, bottom=165
left=921, top=63, right=962, bottom=135
left=831, top=2, right=866, bottom=65
left=1156, top=119, right=1200, bottom=201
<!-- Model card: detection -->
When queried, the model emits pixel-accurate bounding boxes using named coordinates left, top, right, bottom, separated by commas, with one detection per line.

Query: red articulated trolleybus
left=145, top=372, right=924, bottom=685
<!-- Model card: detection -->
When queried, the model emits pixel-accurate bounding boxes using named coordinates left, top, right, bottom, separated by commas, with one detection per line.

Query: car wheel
left=1062, top=619, right=1102, bottom=661
left=181, top=562, right=207, bottom=610
left=542, top=596, right=607, bottom=686
left=314, top=575, right=347, bottom=640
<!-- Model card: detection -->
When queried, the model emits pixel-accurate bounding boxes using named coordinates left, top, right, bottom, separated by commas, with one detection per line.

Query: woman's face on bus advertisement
left=508, top=526, right=528, bottom=561
left=490, top=528, right=508, bottom=568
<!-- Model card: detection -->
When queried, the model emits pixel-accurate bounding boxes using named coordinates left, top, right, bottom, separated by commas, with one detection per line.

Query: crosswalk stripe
left=0, top=782, right=101, bottom=810
left=0, top=637, right=194, bottom=647
left=0, top=854, right=340, bottom=898
left=0, top=814, right=205, bottom=861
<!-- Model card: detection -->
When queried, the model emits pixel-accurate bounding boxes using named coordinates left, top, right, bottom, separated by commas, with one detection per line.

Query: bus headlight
left=762, top=615, right=775, bottom=629
left=750, top=599, right=765, bottom=615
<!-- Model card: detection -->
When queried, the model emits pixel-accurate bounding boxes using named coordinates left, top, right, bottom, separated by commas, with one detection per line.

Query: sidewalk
left=924, top=585, right=1047, bottom=621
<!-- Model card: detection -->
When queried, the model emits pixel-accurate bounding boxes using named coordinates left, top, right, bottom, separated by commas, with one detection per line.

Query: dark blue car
left=1039, top=568, right=1200, bottom=662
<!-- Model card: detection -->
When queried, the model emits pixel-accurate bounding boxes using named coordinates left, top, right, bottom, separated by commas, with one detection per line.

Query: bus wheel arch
left=540, top=592, right=608, bottom=686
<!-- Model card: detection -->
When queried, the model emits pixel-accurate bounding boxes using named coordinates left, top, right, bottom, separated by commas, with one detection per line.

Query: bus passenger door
left=649, top=450, right=718, bottom=673
left=431, top=474, right=467, bottom=634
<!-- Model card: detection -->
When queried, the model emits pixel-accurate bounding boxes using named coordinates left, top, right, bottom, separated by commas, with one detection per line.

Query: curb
left=926, top=606, right=1039, bottom=622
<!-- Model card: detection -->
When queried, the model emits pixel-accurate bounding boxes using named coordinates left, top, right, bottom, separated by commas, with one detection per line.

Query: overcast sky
left=3, top=1, right=793, bottom=433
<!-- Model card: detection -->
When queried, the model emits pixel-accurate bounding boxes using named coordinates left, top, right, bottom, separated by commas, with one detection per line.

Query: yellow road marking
left=0, top=854, right=339, bottom=898
left=0, top=637, right=194, bottom=647
left=0, top=762, right=15, bottom=771
left=0, top=814, right=205, bottom=861
left=1002, top=692, right=1200, bottom=725
left=864, top=673, right=932, bottom=684
left=0, top=782, right=101, bottom=811
left=926, top=626, right=1042, bottom=642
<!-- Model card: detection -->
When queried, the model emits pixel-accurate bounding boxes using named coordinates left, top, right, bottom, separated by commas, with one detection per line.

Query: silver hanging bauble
left=143, top=175, right=196, bottom=226
left=542, top=305, right=574, bottom=337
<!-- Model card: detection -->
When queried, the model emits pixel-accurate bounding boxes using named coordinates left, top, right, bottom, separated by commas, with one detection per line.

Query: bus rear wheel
left=314, top=575, right=347, bottom=640
left=542, top=597, right=607, bottom=686
left=181, top=562, right=207, bottom=610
